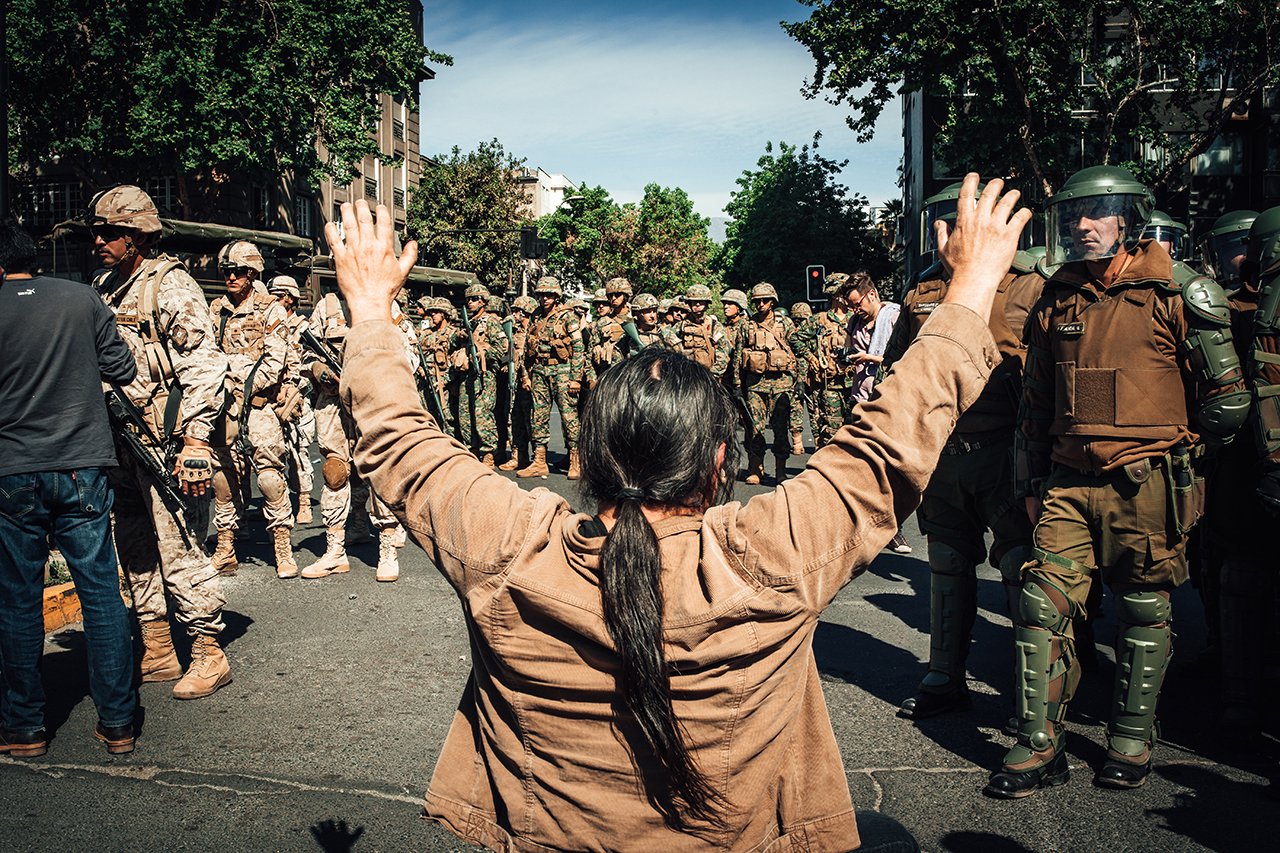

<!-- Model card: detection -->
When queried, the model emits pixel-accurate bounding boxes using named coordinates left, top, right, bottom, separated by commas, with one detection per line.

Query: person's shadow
left=310, top=818, right=365, bottom=852
left=1145, top=763, right=1278, bottom=851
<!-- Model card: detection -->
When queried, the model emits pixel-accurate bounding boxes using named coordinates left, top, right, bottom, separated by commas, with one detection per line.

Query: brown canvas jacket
left=340, top=303, right=999, bottom=853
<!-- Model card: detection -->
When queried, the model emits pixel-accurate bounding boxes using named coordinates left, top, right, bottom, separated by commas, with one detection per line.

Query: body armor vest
left=529, top=305, right=576, bottom=365
left=742, top=316, right=796, bottom=374
left=675, top=317, right=716, bottom=369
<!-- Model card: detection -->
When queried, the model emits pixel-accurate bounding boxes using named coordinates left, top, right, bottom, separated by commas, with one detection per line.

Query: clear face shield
left=1199, top=231, right=1250, bottom=286
left=1046, top=194, right=1143, bottom=266
left=1141, top=225, right=1191, bottom=263
left=921, top=198, right=958, bottom=255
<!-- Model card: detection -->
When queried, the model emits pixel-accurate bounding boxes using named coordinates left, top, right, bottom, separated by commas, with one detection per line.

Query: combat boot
left=273, top=527, right=299, bottom=579
left=791, top=432, right=805, bottom=455
left=210, top=529, right=238, bottom=576
left=301, top=528, right=350, bottom=578
left=499, top=444, right=527, bottom=471
left=745, top=454, right=764, bottom=485
left=173, top=635, right=232, bottom=700
left=774, top=456, right=788, bottom=485
left=566, top=448, right=580, bottom=480
left=296, top=494, right=313, bottom=525
left=518, top=445, right=550, bottom=479
left=138, top=619, right=183, bottom=683
left=481, top=452, right=496, bottom=469
left=376, top=529, right=400, bottom=582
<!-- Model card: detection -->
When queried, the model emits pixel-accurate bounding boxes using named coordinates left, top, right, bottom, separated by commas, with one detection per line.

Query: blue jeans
left=0, top=469, right=136, bottom=733
left=852, top=811, right=920, bottom=853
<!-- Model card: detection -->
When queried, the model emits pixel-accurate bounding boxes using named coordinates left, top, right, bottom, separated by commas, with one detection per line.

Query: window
left=393, top=187, right=405, bottom=209
left=143, top=177, right=178, bottom=217
left=330, top=203, right=345, bottom=241
left=393, top=119, right=405, bottom=142
left=22, top=182, right=81, bottom=227
left=295, top=196, right=314, bottom=237
left=1194, top=134, right=1244, bottom=176
left=253, top=186, right=271, bottom=228
left=365, top=162, right=379, bottom=200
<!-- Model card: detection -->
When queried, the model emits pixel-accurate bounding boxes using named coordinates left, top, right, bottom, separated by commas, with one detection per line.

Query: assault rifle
left=105, top=385, right=192, bottom=547
left=299, top=327, right=343, bottom=380
left=415, top=338, right=452, bottom=435
left=459, top=303, right=481, bottom=441
left=621, top=320, right=645, bottom=353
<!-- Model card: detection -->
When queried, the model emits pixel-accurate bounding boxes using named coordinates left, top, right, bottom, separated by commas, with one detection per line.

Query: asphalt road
left=3, top=421, right=1277, bottom=853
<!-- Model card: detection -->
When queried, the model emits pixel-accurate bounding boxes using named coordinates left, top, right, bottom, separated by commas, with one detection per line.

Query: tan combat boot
left=518, top=445, right=550, bottom=479
left=481, top=452, right=496, bottom=469
left=273, top=527, right=299, bottom=579
left=296, top=494, right=313, bottom=525
left=210, top=529, right=238, bottom=576
left=499, top=445, right=527, bottom=471
left=138, top=620, right=183, bottom=682
left=791, top=432, right=805, bottom=455
left=745, top=454, right=764, bottom=486
left=301, top=527, right=351, bottom=578
left=774, top=455, right=788, bottom=485
left=376, top=529, right=400, bottom=582
left=172, top=635, right=232, bottom=700
left=566, top=447, right=580, bottom=480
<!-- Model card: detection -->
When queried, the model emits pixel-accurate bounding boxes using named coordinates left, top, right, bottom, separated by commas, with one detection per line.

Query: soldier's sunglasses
left=221, top=266, right=252, bottom=279
left=90, top=225, right=129, bottom=242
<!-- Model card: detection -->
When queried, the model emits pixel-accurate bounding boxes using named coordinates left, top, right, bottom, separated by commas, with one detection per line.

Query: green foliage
left=715, top=135, right=892, bottom=305
left=539, top=184, right=718, bottom=297
left=784, top=0, right=1276, bottom=195
left=406, top=139, right=531, bottom=289
left=7, top=0, right=449, bottom=214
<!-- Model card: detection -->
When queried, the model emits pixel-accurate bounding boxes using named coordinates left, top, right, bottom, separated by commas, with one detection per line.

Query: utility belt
left=1061, top=444, right=1204, bottom=536
left=534, top=356, right=565, bottom=367
left=941, top=429, right=1011, bottom=456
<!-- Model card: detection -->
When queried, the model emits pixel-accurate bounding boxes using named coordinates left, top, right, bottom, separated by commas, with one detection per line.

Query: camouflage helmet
left=84, top=185, right=162, bottom=235
left=567, top=298, right=588, bottom=313
left=658, top=298, right=673, bottom=312
left=488, top=295, right=508, bottom=315
left=685, top=283, right=713, bottom=303
left=592, top=287, right=609, bottom=304
left=721, top=288, right=749, bottom=310
left=790, top=301, right=812, bottom=320
left=464, top=282, right=491, bottom=299
left=534, top=276, right=562, bottom=296
left=632, top=292, right=659, bottom=311
left=750, top=282, right=779, bottom=302
left=217, top=240, right=265, bottom=274
left=512, top=295, right=537, bottom=314
left=774, top=307, right=789, bottom=319
left=823, top=272, right=850, bottom=296
left=416, top=294, right=435, bottom=312
left=605, top=277, right=633, bottom=296
left=268, top=275, right=301, bottom=300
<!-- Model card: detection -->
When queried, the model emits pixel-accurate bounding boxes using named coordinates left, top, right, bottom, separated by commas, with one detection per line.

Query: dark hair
left=579, top=348, right=740, bottom=833
left=0, top=220, right=38, bottom=275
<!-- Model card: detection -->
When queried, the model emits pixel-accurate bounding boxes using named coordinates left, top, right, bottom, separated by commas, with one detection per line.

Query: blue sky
left=417, top=0, right=903, bottom=220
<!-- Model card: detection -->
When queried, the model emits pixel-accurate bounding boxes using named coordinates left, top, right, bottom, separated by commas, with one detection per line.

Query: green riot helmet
left=1243, top=206, right=1280, bottom=290
left=1045, top=166, right=1154, bottom=266
left=1200, top=210, right=1259, bottom=288
left=920, top=181, right=986, bottom=255
left=1140, top=211, right=1192, bottom=263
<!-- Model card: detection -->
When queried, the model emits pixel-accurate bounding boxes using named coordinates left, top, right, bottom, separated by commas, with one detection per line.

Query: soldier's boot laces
left=211, top=529, right=238, bottom=576
left=745, top=454, right=764, bottom=486
left=791, top=432, right=805, bottom=455
left=273, top=527, right=299, bottom=579
left=499, top=445, right=526, bottom=471
left=566, top=448, right=580, bottom=481
left=775, top=455, right=788, bottom=485
left=172, top=635, right=232, bottom=700
left=138, top=620, right=183, bottom=683
left=301, top=528, right=350, bottom=579
left=518, top=445, right=550, bottom=479
left=376, top=530, right=400, bottom=583
left=481, top=452, right=496, bottom=470
left=296, top=495, right=313, bottom=525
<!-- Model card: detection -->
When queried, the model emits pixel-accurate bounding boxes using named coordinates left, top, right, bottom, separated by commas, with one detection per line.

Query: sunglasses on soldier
left=221, top=266, right=252, bottom=279
left=90, top=224, right=129, bottom=242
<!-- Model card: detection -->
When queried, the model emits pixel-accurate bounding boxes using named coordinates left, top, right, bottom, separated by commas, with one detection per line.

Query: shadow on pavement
left=940, top=831, right=1035, bottom=853
left=1146, top=762, right=1277, bottom=851
left=311, top=818, right=366, bottom=851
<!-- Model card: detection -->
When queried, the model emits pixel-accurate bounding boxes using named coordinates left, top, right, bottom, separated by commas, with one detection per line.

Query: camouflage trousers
left=529, top=364, right=580, bottom=448
left=744, top=375, right=793, bottom=459
left=456, top=369, right=499, bottom=455
left=211, top=405, right=292, bottom=532
left=314, top=391, right=399, bottom=533
left=813, top=381, right=853, bottom=448
left=109, top=450, right=225, bottom=636
left=285, top=392, right=316, bottom=498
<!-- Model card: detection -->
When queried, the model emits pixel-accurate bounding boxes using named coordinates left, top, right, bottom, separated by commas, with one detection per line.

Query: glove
left=1257, top=468, right=1280, bottom=515
left=275, top=384, right=303, bottom=422
left=567, top=380, right=581, bottom=396
left=310, top=362, right=339, bottom=389
left=174, top=444, right=214, bottom=488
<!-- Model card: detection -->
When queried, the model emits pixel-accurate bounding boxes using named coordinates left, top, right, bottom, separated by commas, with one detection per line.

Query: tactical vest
left=742, top=316, right=796, bottom=374
left=529, top=305, right=576, bottom=366
left=215, top=290, right=281, bottom=358
left=314, top=293, right=350, bottom=351
left=815, top=311, right=851, bottom=381
left=675, top=317, right=717, bottom=369
left=1046, top=284, right=1188, bottom=439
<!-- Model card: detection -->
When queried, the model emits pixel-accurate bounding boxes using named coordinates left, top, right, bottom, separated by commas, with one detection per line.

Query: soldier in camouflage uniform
left=588, top=277, right=639, bottom=385
left=734, top=282, right=797, bottom=485
left=418, top=297, right=456, bottom=435
left=629, top=293, right=667, bottom=346
left=452, top=283, right=509, bottom=467
left=208, top=241, right=299, bottom=580
left=499, top=296, right=537, bottom=471
left=787, top=301, right=814, bottom=454
left=268, top=275, right=315, bottom=525
left=584, top=288, right=612, bottom=389
left=790, top=278, right=855, bottom=449
left=662, top=284, right=730, bottom=379
left=87, top=185, right=233, bottom=700
left=518, top=277, right=585, bottom=480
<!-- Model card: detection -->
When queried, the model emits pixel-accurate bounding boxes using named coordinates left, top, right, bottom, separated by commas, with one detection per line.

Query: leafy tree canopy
left=407, top=139, right=531, bottom=290
left=784, top=0, right=1276, bottom=195
left=8, top=0, right=450, bottom=215
left=715, top=135, right=892, bottom=304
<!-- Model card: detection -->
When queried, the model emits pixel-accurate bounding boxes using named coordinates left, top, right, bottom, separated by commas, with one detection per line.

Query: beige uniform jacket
left=341, top=303, right=999, bottom=853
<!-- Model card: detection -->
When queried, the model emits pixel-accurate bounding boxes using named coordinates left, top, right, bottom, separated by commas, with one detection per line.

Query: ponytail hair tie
left=615, top=487, right=645, bottom=502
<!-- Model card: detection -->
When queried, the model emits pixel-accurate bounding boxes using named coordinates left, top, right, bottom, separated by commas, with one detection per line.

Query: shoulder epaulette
left=1011, top=250, right=1037, bottom=275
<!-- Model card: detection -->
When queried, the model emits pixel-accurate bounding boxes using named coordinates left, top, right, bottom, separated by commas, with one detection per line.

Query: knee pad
left=322, top=456, right=349, bottom=490
left=995, top=543, right=1033, bottom=587
left=1113, top=590, right=1171, bottom=627
left=211, top=469, right=233, bottom=503
left=926, top=540, right=979, bottom=577
left=257, top=469, right=287, bottom=501
left=1018, top=577, right=1073, bottom=633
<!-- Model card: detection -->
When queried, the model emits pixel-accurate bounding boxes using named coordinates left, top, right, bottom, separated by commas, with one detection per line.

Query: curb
left=44, top=582, right=82, bottom=633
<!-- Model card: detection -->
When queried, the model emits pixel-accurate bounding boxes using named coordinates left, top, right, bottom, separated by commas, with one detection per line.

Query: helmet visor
left=1199, top=231, right=1249, bottom=285
left=1141, top=225, right=1191, bottom=263
left=921, top=198, right=959, bottom=255
left=1046, top=194, right=1144, bottom=265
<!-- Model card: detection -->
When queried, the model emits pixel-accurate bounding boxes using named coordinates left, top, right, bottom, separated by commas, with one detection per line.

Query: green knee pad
left=1011, top=579, right=1073, bottom=754
left=1110, top=591, right=1172, bottom=757
left=924, top=540, right=979, bottom=686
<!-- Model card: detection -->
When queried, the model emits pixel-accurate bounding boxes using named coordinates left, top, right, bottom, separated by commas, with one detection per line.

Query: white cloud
left=419, top=6, right=902, bottom=218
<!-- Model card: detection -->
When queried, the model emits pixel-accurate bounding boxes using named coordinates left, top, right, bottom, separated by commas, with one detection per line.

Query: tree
left=7, top=0, right=450, bottom=217
left=715, top=135, right=892, bottom=304
left=539, top=185, right=634, bottom=288
left=784, top=0, right=1276, bottom=196
left=406, top=139, right=532, bottom=289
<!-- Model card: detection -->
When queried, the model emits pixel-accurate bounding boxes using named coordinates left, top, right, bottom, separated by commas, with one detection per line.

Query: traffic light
left=805, top=265, right=825, bottom=301
left=520, top=226, right=549, bottom=260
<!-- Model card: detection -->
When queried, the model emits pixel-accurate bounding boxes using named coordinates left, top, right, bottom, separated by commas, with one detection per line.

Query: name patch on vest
left=1056, top=322, right=1084, bottom=335
left=916, top=301, right=940, bottom=314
